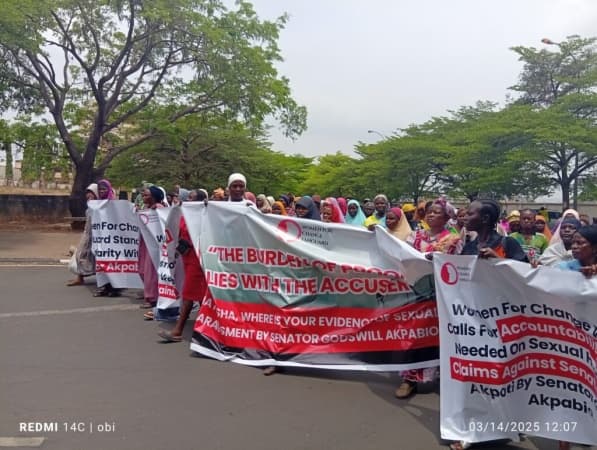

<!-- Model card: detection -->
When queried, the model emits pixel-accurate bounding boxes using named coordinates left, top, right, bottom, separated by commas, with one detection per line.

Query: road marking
left=0, top=264, right=63, bottom=268
left=0, top=437, right=45, bottom=447
left=0, top=304, right=140, bottom=319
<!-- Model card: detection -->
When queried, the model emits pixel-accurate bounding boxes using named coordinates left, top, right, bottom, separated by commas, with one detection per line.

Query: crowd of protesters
left=67, top=173, right=597, bottom=450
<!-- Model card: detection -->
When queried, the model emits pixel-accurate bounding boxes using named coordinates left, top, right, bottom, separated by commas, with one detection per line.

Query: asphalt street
left=0, top=265, right=578, bottom=450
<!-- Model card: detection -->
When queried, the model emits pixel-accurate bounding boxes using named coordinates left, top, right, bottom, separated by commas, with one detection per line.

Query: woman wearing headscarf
left=538, top=217, right=582, bottom=267
left=397, top=198, right=463, bottom=399
left=271, top=201, right=287, bottom=215
left=385, top=207, right=411, bottom=241
left=344, top=199, right=366, bottom=227
left=93, top=178, right=123, bottom=297
left=294, top=196, right=320, bottom=220
left=256, top=194, right=272, bottom=213
left=279, top=194, right=295, bottom=216
left=364, top=194, right=389, bottom=229
left=534, top=214, right=552, bottom=240
left=321, top=197, right=345, bottom=223
left=138, top=186, right=165, bottom=310
left=506, top=210, right=521, bottom=234
left=550, top=209, right=580, bottom=245
left=67, top=184, right=98, bottom=286
left=97, top=179, right=116, bottom=200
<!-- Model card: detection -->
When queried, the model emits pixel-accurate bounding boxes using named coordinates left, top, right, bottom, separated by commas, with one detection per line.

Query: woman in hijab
left=93, top=178, right=123, bottom=297
left=271, top=201, right=287, bottom=215
left=539, top=217, right=582, bottom=266
left=535, top=214, right=552, bottom=240
left=344, top=199, right=366, bottom=227
left=550, top=209, right=580, bottom=245
left=385, top=207, right=411, bottom=241
left=559, top=225, right=597, bottom=277
left=97, top=179, right=116, bottom=200
left=256, top=194, right=272, bottom=213
left=321, top=197, right=345, bottom=223
left=138, top=186, right=165, bottom=310
left=67, top=184, right=98, bottom=286
left=294, top=196, right=320, bottom=220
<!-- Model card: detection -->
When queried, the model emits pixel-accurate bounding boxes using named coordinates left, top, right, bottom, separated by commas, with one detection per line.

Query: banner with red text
left=89, top=200, right=143, bottom=289
left=435, top=254, right=597, bottom=445
left=155, top=207, right=183, bottom=311
left=182, top=202, right=437, bottom=371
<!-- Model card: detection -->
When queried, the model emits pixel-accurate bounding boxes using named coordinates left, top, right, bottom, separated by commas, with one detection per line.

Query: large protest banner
left=137, top=207, right=183, bottom=313
left=182, top=202, right=438, bottom=371
left=155, top=206, right=183, bottom=311
left=89, top=200, right=143, bottom=289
left=435, top=254, right=597, bottom=445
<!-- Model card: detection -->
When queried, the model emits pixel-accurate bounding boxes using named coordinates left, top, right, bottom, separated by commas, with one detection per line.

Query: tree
left=510, top=35, right=597, bottom=208
left=107, top=113, right=312, bottom=196
left=0, top=0, right=306, bottom=215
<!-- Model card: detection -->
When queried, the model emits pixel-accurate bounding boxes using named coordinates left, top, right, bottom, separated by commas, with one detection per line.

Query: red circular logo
left=138, top=213, right=149, bottom=225
left=440, top=262, right=459, bottom=285
left=276, top=219, right=302, bottom=243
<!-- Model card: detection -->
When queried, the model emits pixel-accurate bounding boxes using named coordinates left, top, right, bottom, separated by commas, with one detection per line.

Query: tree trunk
left=561, top=179, right=571, bottom=211
left=68, top=161, right=97, bottom=230
left=4, top=141, right=13, bottom=185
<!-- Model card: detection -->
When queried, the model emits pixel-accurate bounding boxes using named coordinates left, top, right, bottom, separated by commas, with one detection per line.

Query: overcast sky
left=245, top=0, right=597, bottom=158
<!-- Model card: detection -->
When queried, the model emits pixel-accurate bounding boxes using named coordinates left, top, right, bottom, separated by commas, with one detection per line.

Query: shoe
left=449, top=441, right=471, bottom=450
left=158, top=330, right=183, bottom=342
left=93, top=287, right=109, bottom=297
left=107, top=289, right=122, bottom=297
left=140, top=301, right=156, bottom=309
left=263, top=366, right=277, bottom=376
left=395, top=381, right=417, bottom=398
left=143, top=311, right=154, bottom=321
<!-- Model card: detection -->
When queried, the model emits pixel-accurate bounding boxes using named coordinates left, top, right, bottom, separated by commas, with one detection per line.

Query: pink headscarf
left=244, top=191, right=257, bottom=204
left=97, top=179, right=115, bottom=200
left=322, top=197, right=345, bottom=223
left=337, top=197, right=347, bottom=216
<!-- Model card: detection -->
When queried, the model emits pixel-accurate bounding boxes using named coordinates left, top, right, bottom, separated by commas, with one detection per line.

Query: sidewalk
left=0, top=226, right=82, bottom=262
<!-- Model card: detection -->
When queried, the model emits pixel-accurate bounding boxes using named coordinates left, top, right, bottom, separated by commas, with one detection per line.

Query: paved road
left=0, top=265, right=571, bottom=450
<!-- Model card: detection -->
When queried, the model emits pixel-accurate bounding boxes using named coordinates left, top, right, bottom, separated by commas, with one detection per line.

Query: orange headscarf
left=535, top=214, right=552, bottom=240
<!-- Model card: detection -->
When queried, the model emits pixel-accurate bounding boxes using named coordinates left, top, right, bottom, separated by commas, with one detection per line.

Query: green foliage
left=0, top=0, right=306, bottom=214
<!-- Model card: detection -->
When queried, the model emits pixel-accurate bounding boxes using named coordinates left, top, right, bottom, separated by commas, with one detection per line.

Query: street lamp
left=541, top=37, right=580, bottom=210
left=367, top=129, right=387, bottom=140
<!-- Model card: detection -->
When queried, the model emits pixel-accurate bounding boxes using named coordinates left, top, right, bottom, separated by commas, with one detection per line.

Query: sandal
left=449, top=441, right=471, bottom=450
left=395, top=381, right=417, bottom=399
left=143, top=311, right=154, bottom=321
left=93, top=287, right=109, bottom=297
left=158, top=330, right=182, bottom=342
left=140, top=301, right=156, bottom=309
left=66, top=279, right=83, bottom=286
left=107, top=289, right=122, bottom=298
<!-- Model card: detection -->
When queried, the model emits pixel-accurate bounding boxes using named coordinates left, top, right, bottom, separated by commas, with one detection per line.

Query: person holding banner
left=396, top=198, right=462, bottom=399
left=385, top=206, right=412, bottom=242
left=158, top=216, right=207, bottom=342
left=271, top=201, right=287, bottom=215
left=364, top=194, right=389, bottom=229
left=227, top=173, right=248, bottom=202
left=93, top=179, right=123, bottom=297
left=67, top=183, right=98, bottom=286
left=321, top=197, right=344, bottom=223
left=449, top=199, right=526, bottom=450
left=138, top=186, right=165, bottom=309
left=344, top=199, right=366, bottom=226
left=294, top=196, right=320, bottom=220
left=461, top=200, right=526, bottom=261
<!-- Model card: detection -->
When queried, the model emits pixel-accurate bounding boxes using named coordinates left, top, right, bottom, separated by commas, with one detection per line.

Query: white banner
left=156, top=206, right=183, bottom=310
left=435, top=254, right=597, bottom=445
left=89, top=200, right=143, bottom=289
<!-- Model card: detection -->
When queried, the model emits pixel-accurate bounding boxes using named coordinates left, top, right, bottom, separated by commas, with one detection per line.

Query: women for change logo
left=440, top=262, right=459, bottom=285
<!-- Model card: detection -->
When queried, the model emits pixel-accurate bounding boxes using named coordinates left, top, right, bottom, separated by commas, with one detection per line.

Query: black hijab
left=296, top=197, right=321, bottom=220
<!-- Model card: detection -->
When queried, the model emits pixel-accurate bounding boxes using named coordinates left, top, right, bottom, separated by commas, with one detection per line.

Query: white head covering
left=227, top=173, right=247, bottom=188
left=158, top=186, right=169, bottom=207
left=86, top=183, right=99, bottom=199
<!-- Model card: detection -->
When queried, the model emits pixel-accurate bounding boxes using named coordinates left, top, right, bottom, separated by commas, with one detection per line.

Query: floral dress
left=402, top=228, right=462, bottom=383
